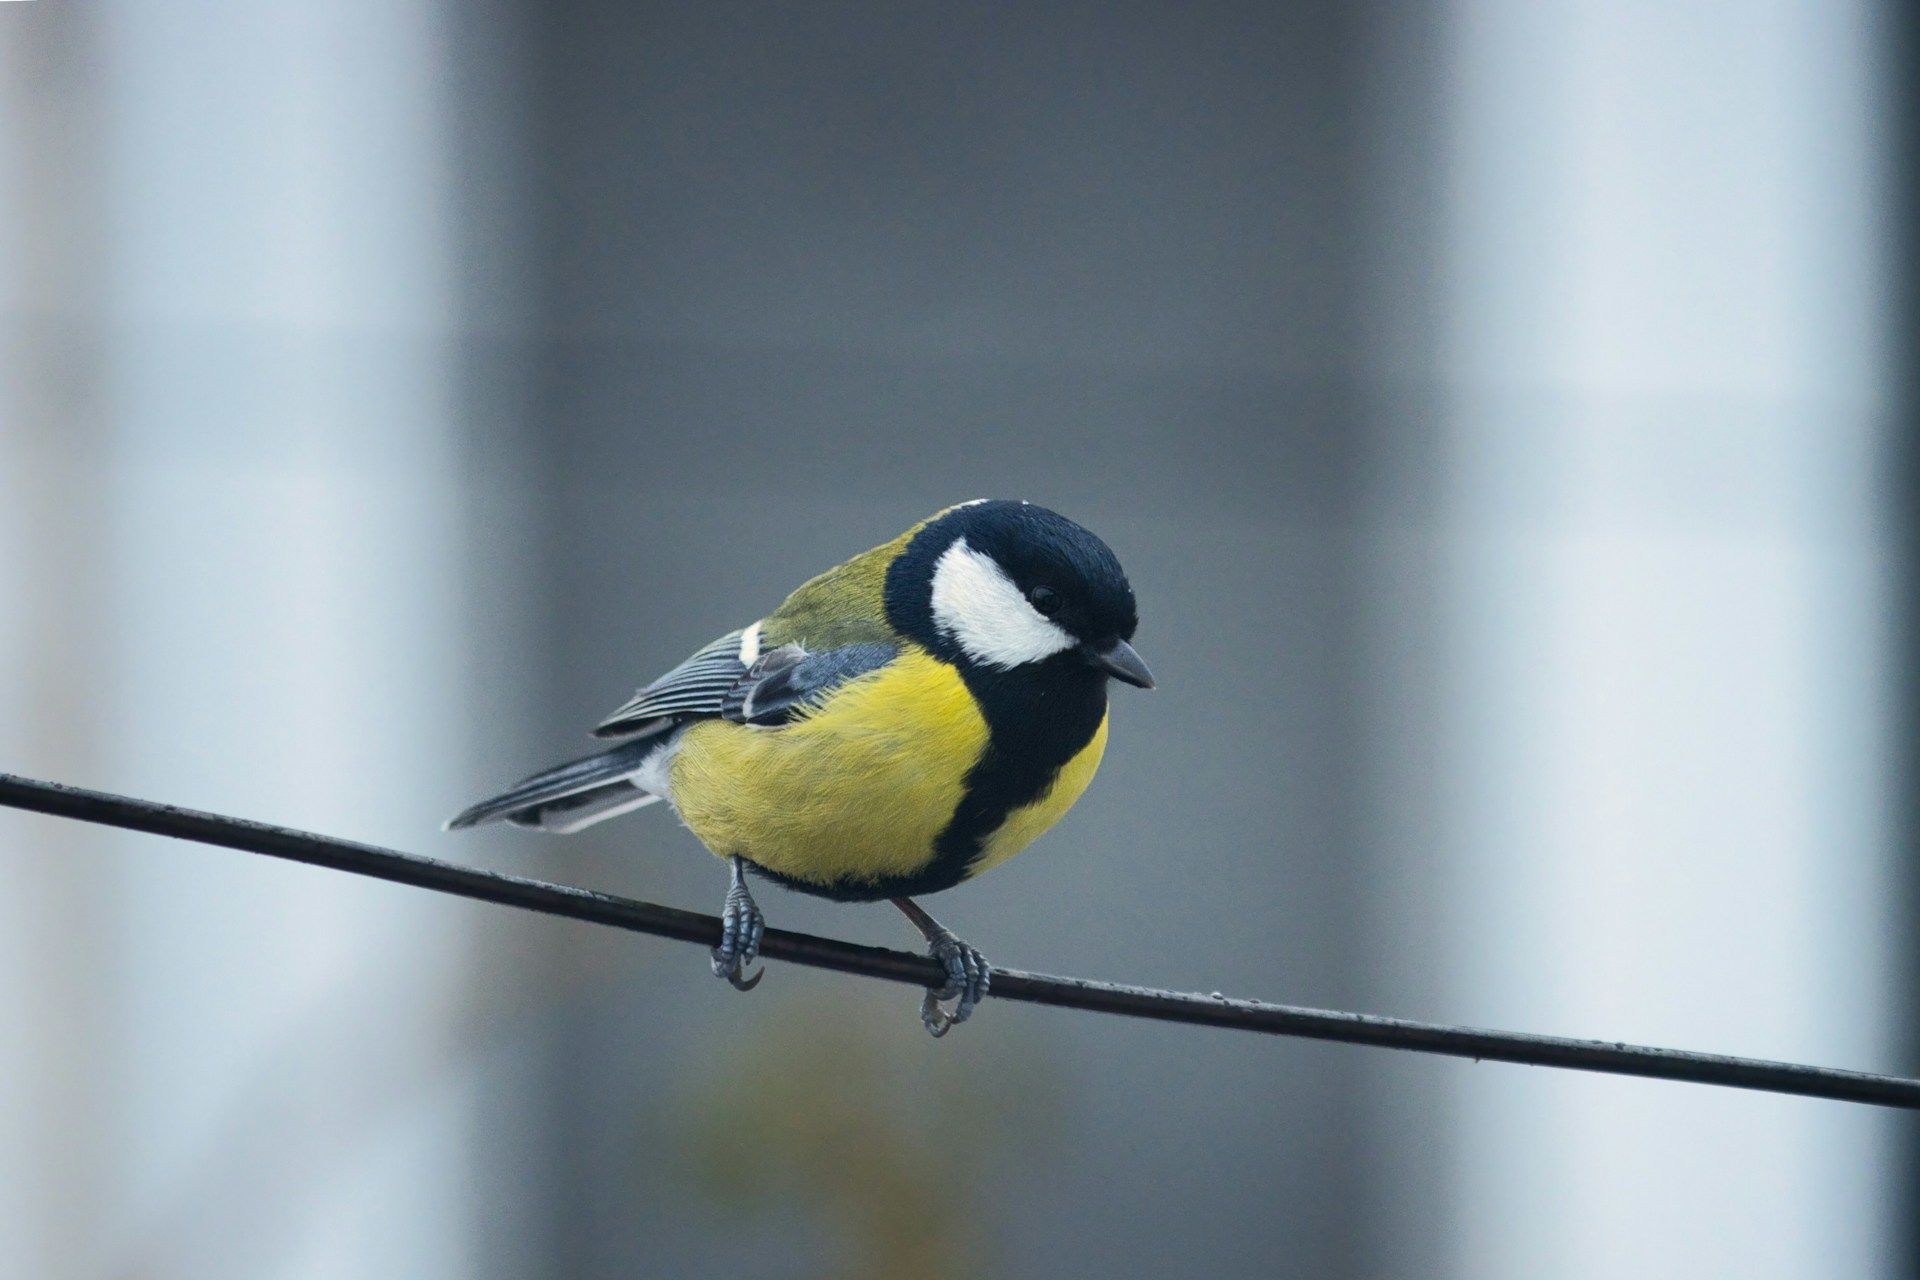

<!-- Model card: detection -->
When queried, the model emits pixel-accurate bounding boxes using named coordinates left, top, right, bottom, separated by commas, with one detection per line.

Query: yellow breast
left=665, top=650, right=1111, bottom=898
left=667, top=651, right=990, bottom=890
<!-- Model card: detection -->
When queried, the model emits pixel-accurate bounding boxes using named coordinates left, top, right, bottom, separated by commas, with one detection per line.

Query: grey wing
left=720, top=641, right=899, bottom=726
left=592, top=628, right=750, bottom=738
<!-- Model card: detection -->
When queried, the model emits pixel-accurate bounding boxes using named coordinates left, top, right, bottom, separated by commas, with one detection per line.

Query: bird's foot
left=710, top=856, right=765, bottom=991
left=919, top=930, right=991, bottom=1037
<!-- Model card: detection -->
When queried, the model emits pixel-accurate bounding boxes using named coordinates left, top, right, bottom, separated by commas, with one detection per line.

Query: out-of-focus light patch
left=1440, top=0, right=1890, bottom=406
left=98, top=0, right=454, bottom=336
left=1435, top=0, right=1897, bottom=1276
left=11, top=1, right=489, bottom=1278
left=1440, top=428, right=1894, bottom=1276
left=95, top=382, right=477, bottom=1280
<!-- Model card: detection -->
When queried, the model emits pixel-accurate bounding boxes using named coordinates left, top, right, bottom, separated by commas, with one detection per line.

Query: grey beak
left=1083, top=637, right=1155, bottom=689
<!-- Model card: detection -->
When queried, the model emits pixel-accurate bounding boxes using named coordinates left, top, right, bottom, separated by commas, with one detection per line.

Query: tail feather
left=509, top=782, right=661, bottom=834
left=446, top=735, right=670, bottom=832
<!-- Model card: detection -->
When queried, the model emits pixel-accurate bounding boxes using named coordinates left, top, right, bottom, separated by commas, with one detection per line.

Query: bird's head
left=885, top=500, right=1153, bottom=688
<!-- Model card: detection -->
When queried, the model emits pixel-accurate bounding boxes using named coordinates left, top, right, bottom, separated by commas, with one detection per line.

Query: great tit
left=448, top=500, right=1152, bottom=1034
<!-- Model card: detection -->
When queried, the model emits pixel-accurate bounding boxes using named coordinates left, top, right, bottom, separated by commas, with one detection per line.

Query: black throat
left=923, top=653, right=1108, bottom=890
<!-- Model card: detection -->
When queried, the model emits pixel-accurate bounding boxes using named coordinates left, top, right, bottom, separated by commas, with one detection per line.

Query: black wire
left=3, top=770, right=1916, bottom=1110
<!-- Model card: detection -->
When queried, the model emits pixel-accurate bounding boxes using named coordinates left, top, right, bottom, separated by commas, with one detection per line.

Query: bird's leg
left=891, top=897, right=991, bottom=1037
left=710, top=855, right=765, bottom=991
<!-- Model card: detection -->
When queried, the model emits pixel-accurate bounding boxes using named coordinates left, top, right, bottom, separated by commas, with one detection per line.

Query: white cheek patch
left=929, top=537, right=1076, bottom=669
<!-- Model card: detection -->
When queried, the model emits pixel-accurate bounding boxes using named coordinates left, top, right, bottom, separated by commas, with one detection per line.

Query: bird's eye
left=1028, top=586, right=1061, bottom=616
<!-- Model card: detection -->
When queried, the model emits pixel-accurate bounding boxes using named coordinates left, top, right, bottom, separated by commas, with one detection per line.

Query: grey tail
left=445, top=735, right=669, bottom=834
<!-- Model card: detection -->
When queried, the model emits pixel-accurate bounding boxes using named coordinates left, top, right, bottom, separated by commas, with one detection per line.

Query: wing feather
left=721, top=642, right=898, bottom=726
left=593, top=629, right=749, bottom=737
left=594, top=626, right=903, bottom=738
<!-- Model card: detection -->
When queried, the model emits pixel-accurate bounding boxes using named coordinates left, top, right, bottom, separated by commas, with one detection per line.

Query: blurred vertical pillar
left=91, top=0, right=483, bottom=1275
left=1433, top=2, right=1900, bottom=1276
left=4, top=0, right=515, bottom=1276
left=1891, top=0, right=1920, bottom=1272
left=0, top=6, right=115, bottom=1277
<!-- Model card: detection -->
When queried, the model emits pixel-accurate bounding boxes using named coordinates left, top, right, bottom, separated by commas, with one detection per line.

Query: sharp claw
left=921, top=990, right=954, bottom=1037
left=710, top=945, right=763, bottom=992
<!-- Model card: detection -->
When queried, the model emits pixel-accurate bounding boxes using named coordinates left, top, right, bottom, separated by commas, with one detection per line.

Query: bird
left=446, top=499, right=1153, bottom=1034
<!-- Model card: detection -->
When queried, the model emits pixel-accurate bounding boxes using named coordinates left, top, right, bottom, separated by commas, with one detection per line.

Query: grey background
left=0, top=2, right=1911, bottom=1278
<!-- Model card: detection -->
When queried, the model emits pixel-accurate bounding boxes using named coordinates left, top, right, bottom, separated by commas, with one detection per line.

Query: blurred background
left=2, top=1, right=1915, bottom=1276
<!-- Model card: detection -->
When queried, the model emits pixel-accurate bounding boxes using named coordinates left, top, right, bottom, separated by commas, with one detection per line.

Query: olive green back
left=760, top=509, right=953, bottom=650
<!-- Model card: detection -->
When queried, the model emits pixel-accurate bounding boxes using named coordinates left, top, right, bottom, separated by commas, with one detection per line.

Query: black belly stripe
left=746, top=654, right=1109, bottom=903
left=928, top=657, right=1108, bottom=884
